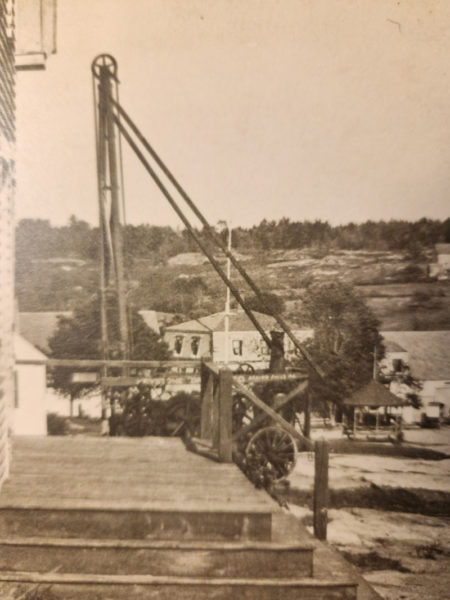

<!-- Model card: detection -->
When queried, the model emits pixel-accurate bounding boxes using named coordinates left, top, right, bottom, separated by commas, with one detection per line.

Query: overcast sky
left=16, top=0, right=450, bottom=229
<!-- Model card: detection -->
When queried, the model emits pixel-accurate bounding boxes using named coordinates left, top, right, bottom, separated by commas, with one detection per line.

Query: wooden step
left=0, top=506, right=272, bottom=541
left=0, top=572, right=358, bottom=600
left=0, top=537, right=313, bottom=578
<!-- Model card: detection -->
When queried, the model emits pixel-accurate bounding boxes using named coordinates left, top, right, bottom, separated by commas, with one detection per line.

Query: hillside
left=16, top=246, right=450, bottom=331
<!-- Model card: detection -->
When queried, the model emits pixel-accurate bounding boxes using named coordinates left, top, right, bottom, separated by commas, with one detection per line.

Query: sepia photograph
left=0, top=1, right=449, bottom=598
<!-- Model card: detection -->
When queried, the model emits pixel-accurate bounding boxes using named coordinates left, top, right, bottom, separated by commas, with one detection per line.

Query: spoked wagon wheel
left=245, top=426, right=297, bottom=482
left=165, top=395, right=201, bottom=437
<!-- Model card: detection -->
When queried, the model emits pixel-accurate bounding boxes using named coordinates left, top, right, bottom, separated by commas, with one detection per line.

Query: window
left=174, top=336, right=184, bottom=355
left=392, top=359, right=403, bottom=372
left=190, top=336, right=200, bottom=357
left=232, top=339, right=243, bottom=356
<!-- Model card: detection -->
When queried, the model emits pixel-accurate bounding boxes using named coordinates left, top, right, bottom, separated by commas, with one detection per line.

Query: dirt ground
left=287, top=426, right=450, bottom=599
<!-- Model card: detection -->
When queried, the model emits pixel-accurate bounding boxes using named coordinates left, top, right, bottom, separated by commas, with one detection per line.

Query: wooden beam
left=200, top=363, right=214, bottom=439
left=232, top=379, right=308, bottom=441
left=45, top=359, right=201, bottom=368
left=235, top=372, right=308, bottom=384
left=304, top=391, right=311, bottom=439
left=313, top=439, right=329, bottom=540
left=211, top=376, right=220, bottom=450
left=231, top=379, right=312, bottom=449
left=218, top=368, right=233, bottom=463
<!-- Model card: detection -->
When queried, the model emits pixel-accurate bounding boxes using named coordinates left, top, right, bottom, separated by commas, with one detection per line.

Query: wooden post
left=212, top=375, right=220, bottom=450
left=304, top=391, right=311, bottom=439
left=313, top=439, right=329, bottom=540
left=269, top=330, right=285, bottom=374
left=218, top=367, right=233, bottom=463
left=200, top=362, right=214, bottom=439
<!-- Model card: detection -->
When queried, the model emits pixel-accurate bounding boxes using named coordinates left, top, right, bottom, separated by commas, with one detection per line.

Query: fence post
left=200, top=361, right=214, bottom=439
left=218, top=367, right=233, bottom=463
left=313, top=439, right=329, bottom=540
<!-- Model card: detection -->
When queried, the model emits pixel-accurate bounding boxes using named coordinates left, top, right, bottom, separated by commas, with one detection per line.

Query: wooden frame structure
left=197, top=361, right=312, bottom=463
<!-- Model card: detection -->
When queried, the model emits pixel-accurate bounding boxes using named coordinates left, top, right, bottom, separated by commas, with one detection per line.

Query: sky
left=16, top=0, right=450, bottom=229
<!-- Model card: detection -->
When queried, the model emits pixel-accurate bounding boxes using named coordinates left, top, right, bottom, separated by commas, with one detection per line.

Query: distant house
left=0, top=0, right=57, bottom=486
left=13, top=333, right=47, bottom=436
left=381, top=331, right=450, bottom=421
left=164, top=310, right=313, bottom=367
left=18, top=311, right=72, bottom=354
left=18, top=311, right=104, bottom=419
left=380, top=339, right=409, bottom=376
left=435, top=244, right=450, bottom=269
left=429, top=244, right=450, bottom=279
left=138, top=310, right=179, bottom=335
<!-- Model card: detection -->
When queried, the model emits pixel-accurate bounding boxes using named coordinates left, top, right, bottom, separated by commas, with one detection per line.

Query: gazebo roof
left=344, top=380, right=408, bottom=407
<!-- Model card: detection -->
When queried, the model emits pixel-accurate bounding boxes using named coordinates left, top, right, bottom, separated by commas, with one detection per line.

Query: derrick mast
left=92, top=54, right=130, bottom=362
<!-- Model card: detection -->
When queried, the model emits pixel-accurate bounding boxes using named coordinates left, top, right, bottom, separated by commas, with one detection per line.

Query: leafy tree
left=299, top=280, right=384, bottom=418
left=48, top=295, right=170, bottom=413
left=246, top=292, right=285, bottom=316
left=170, top=276, right=209, bottom=314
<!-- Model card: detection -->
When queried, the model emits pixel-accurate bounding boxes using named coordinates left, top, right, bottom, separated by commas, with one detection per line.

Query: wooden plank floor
left=0, top=436, right=278, bottom=514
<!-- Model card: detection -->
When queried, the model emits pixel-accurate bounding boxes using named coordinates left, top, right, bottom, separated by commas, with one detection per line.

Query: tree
left=246, top=292, right=285, bottom=316
left=299, top=280, right=384, bottom=419
left=48, top=295, right=170, bottom=413
left=170, top=276, right=209, bottom=314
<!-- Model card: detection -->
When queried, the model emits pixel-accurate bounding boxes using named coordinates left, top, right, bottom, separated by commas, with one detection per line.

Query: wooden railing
left=23, top=358, right=205, bottom=388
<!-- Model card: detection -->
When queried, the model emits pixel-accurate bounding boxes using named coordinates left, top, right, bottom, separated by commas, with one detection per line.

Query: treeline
left=16, top=215, right=450, bottom=264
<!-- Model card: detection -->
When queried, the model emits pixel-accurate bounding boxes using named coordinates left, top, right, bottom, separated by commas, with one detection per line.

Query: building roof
left=165, top=310, right=284, bottom=334
left=435, top=244, right=450, bottom=255
left=381, top=331, right=450, bottom=380
left=18, top=311, right=72, bottom=354
left=14, top=333, right=47, bottom=363
left=344, top=380, right=408, bottom=407
left=138, top=310, right=178, bottom=334
left=383, top=340, right=407, bottom=353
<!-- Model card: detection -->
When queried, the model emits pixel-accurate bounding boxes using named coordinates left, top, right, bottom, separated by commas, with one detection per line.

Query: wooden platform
left=0, top=436, right=276, bottom=514
left=0, top=436, right=375, bottom=599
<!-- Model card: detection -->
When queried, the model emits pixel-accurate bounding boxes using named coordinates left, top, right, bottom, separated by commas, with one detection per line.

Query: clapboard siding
left=0, top=0, right=15, bottom=490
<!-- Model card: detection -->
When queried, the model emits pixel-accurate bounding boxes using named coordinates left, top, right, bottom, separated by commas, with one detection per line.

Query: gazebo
left=343, top=380, right=409, bottom=440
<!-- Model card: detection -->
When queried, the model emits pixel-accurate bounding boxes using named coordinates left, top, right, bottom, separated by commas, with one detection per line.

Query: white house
left=164, top=309, right=313, bottom=368
left=429, top=244, right=450, bottom=279
left=381, top=331, right=450, bottom=422
left=435, top=244, right=450, bottom=269
left=13, top=333, right=47, bottom=436
left=0, top=0, right=57, bottom=487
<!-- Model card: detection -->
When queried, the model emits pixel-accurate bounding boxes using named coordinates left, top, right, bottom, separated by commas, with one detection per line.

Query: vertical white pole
left=373, top=344, right=377, bottom=379
left=224, top=223, right=231, bottom=364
